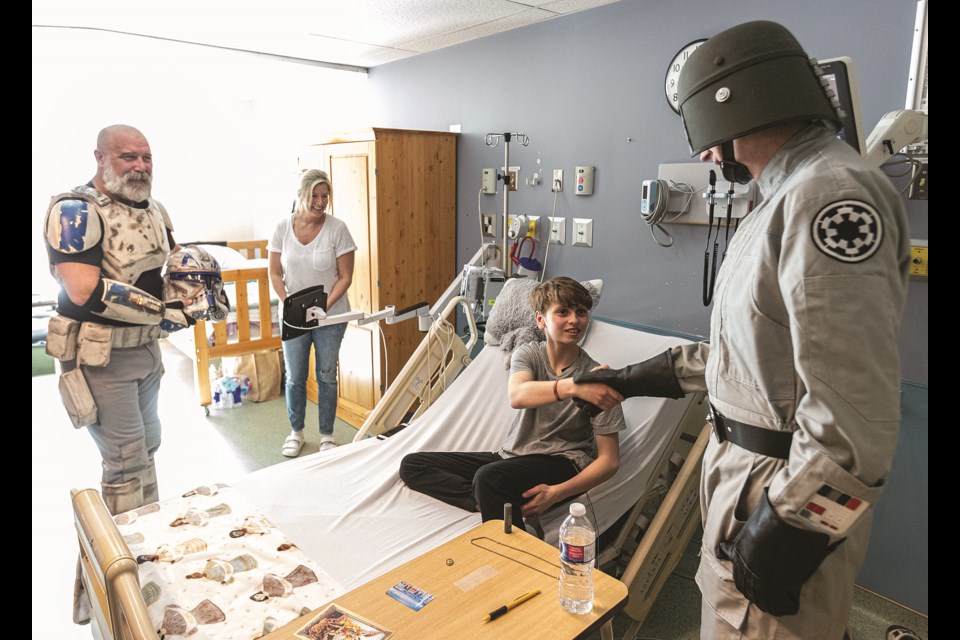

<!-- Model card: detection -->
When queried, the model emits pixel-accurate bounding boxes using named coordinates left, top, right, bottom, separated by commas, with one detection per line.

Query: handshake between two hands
left=571, top=350, right=686, bottom=417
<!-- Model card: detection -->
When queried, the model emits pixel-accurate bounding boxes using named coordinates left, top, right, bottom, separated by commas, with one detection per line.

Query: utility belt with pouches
left=707, top=404, right=794, bottom=459
left=46, top=316, right=161, bottom=428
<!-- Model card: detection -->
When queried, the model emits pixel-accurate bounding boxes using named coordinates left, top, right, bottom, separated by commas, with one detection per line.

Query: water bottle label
left=560, top=541, right=594, bottom=564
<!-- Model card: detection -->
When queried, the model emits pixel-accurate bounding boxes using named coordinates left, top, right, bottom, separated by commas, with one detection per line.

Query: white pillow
left=484, top=277, right=603, bottom=354
left=195, top=244, right=249, bottom=270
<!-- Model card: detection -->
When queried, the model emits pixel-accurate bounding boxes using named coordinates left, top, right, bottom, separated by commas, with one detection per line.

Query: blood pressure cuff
left=716, top=488, right=841, bottom=616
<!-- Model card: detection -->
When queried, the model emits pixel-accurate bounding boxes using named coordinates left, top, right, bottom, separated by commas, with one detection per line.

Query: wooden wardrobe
left=302, top=128, right=458, bottom=428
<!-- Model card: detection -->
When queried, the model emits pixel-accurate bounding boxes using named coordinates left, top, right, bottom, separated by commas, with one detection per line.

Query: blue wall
left=366, top=0, right=927, bottom=612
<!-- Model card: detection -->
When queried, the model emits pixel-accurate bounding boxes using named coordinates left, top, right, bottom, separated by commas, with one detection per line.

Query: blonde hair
left=295, top=169, right=333, bottom=216
left=529, top=277, right=593, bottom=315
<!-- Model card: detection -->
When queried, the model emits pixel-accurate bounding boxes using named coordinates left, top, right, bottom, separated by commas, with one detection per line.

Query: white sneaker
left=282, top=431, right=304, bottom=457
left=319, top=435, right=337, bottom=452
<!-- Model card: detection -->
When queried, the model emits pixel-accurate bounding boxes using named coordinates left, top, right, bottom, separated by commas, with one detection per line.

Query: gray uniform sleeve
left=767, top=168, right=908, bottom=536
left=671, top=342, right=709, bottom=394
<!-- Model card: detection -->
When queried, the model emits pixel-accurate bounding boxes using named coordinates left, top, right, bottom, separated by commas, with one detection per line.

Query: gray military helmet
left=676, top=20, right=841, bottom=155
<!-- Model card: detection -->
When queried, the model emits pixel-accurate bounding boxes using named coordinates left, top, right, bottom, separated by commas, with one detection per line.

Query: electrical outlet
left=503, top=166, right=520, bottom=191
left=552, top=169, right=563, bottom=192
left=481, top=214, right=496, bottom=238
left=526, top=216, right=539, bottom=238
left=572, top=218, right=593, bottom=247
left=909, top=240, right=928, bottom=280
left=548, top=216, right=565, bottom=244
left=909, top=162, right=928, bottom=199
left=481, top=168, right=497, bottom=194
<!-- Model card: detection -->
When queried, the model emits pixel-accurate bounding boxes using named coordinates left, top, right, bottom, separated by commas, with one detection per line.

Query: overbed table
left=268, top=518, right=628, bottom=639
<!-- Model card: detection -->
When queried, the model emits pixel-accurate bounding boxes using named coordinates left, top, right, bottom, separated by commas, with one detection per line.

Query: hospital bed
left=163, top=240, right=282, bottom=413
left=73, top=311, right=709, bottom=640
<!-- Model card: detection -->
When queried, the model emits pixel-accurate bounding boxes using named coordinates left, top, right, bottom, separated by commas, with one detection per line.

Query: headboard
left=227, top=240, right=269, bottom=260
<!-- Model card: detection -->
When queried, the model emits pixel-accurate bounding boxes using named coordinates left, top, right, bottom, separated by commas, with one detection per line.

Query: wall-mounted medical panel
left=657, top=162, right=758, bottom=225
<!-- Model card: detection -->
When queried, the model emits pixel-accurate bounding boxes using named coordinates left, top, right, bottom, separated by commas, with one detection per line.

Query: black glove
left=716, top=489, right=841, bottom=617
left=572, top=350, right=685, bottom=417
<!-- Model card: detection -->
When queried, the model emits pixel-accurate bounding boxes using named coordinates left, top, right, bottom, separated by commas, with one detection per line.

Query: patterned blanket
left=114, top=483, right=344, bottom=639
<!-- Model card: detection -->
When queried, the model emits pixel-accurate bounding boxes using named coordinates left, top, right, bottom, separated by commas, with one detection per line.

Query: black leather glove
left=572, top=350, right=684, bottom=417
left=716, top=488, right=841, bottom=617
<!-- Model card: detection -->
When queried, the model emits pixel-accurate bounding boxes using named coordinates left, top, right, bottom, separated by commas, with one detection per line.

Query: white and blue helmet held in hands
left=163, top=245, right=230, bottom=322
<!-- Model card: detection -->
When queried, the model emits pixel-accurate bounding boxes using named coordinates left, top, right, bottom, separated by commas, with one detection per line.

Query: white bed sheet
left=233, top=319, right=697, bottom=591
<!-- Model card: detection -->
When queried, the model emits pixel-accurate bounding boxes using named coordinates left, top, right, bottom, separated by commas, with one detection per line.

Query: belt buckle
left=708, top=405, right=727, bottom=444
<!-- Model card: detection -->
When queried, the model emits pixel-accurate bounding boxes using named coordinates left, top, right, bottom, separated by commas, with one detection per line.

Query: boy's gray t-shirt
left=500, top=341, right=626, bottom=470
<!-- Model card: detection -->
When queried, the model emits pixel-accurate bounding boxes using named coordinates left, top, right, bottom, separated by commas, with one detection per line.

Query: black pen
left=481, top=589, right=541, bottom=622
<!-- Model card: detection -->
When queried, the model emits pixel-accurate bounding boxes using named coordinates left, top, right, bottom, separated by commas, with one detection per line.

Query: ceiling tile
left=32, top=0, right=622, bottom=69
left=402, top=7, right=555, bottom=53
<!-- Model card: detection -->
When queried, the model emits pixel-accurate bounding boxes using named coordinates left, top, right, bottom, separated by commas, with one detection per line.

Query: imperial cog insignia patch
left=811, top=200, right=883, bottom=263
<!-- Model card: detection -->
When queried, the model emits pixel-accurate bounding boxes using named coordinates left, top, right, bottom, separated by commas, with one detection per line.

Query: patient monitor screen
left=818, top=57, right=865, bottom=155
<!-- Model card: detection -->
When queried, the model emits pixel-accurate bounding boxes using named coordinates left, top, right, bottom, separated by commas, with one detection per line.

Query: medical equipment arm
left=356, top=302, right=430, bottom=327
left=352, top=294, right=478, bottom=441
left=572, top=350, right=686, bottom=417
left=715, top=488, right=839, bottom=616
left=864, top=108, right=928, bottom=168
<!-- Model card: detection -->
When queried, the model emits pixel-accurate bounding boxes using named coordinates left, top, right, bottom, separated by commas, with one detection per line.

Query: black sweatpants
left=398, top=451, right=579, bottom=528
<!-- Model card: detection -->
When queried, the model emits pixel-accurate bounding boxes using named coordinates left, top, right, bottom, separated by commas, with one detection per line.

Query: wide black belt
left=708, top=405, right=793, bottom=459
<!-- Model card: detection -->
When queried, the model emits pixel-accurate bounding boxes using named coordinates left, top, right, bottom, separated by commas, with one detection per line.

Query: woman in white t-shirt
left=268, top=169, right=358, bottom=457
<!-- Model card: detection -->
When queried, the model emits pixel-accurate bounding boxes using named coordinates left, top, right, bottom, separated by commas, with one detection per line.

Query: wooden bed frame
left=181, top=240, right=281, bottom=412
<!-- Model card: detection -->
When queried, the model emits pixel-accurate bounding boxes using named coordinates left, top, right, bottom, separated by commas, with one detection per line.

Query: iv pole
left=485, top=132, right=529, bottom=275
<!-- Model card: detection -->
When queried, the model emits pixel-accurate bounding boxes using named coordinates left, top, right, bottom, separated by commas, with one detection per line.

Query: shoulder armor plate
left=45, top=196, right=103, bottom=254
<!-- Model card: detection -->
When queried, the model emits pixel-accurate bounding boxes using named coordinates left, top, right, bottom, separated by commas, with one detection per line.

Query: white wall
left=32, top=27, right=374, bottom=295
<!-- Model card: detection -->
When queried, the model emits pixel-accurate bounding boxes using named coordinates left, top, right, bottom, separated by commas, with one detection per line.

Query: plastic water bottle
left=558, top=502, right=595, bottom=614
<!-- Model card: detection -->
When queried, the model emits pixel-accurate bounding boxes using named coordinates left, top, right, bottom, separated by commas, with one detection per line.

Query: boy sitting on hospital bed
left=399, top=276, right=626, bottom=535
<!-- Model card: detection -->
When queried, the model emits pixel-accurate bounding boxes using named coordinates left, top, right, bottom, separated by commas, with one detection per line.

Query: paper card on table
left=294, top=603, right=392, bottom=640
left=386, top=581, right=436, bottom=611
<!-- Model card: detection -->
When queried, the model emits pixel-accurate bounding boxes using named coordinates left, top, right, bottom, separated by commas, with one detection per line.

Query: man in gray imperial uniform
left=575, top=22, right=910, bottom=639
left=44, top=124, right=194, bottom=517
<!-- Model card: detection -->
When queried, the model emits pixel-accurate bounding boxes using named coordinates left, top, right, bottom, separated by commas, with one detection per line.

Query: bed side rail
left=618, top=421, right=711, bottom=632
left=596, top=392, right=707, bottom=570
left=192, top=266, right=281, bottom=406
left=71, top=488, right=159, bottom=640
left=353, top=295, right=477, bottom=441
